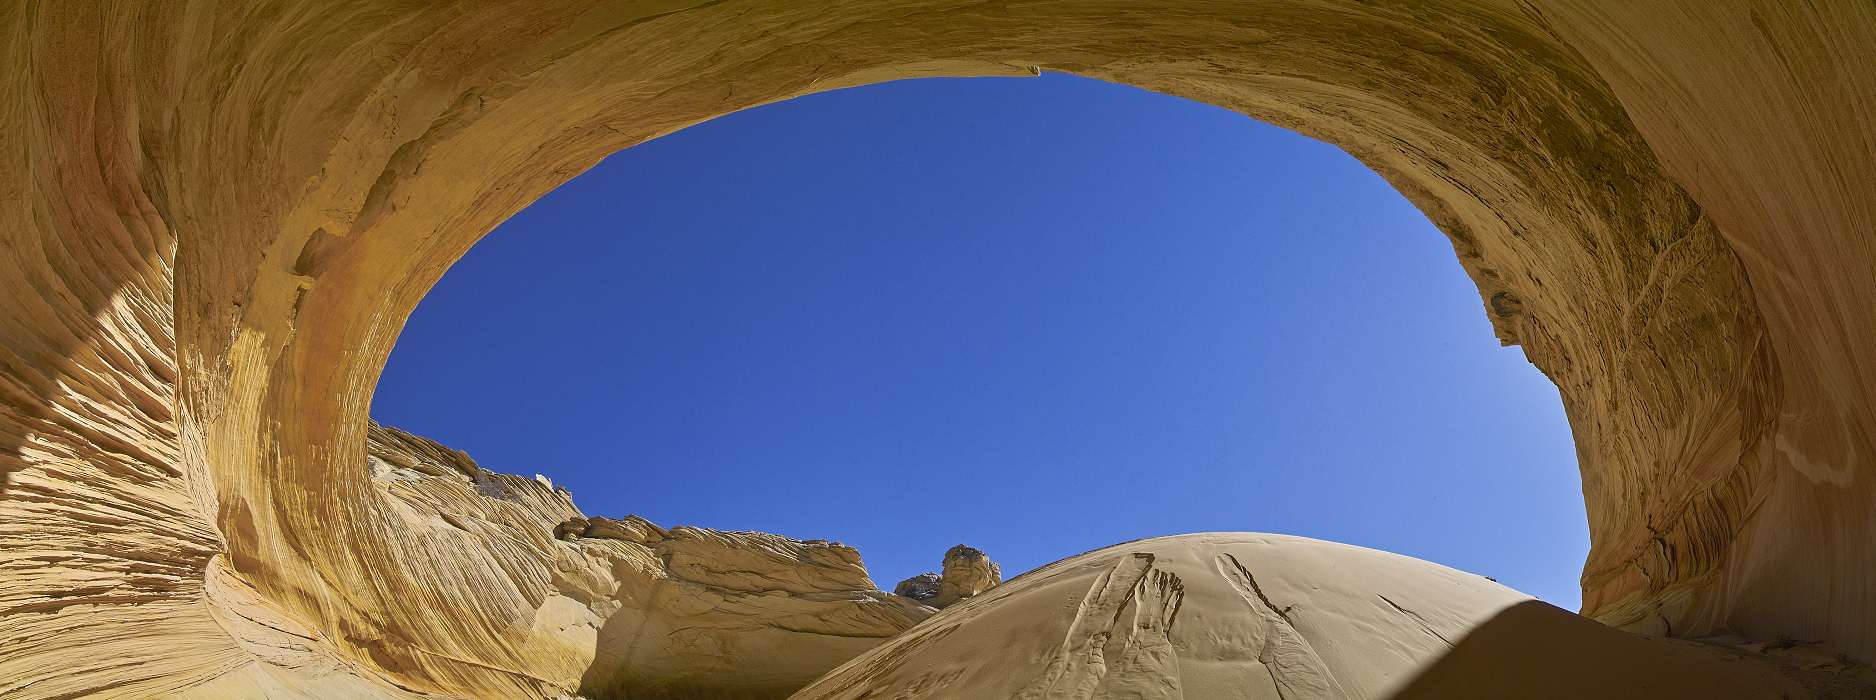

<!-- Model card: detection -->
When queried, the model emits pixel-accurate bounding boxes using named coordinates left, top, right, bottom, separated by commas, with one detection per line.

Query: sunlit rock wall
left=1, top=1, right=1871, bottom=698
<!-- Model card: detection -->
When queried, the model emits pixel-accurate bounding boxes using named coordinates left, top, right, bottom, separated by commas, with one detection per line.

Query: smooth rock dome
left=793, top=534, right=1815, bottom=699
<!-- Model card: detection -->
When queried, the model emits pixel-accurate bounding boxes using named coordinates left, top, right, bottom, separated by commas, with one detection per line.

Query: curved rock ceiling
left=0, top=1, right=1871, bottom=698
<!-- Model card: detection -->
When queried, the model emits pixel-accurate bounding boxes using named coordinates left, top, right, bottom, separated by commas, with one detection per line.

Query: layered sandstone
left=149, top=423, right=932, bottom=698
left=367, top=424, right=933, bottom=698
left=1, top=2, right=1872, bottom=699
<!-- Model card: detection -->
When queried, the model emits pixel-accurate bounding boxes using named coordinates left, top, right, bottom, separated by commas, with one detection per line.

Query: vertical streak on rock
left=1098, top=568, right=1187, bottom=700
left=1020, top=553, right=1157, bottom=700
left=0, top=3, right=235, bottom=697
left=1377, top=594, right=1455, bottom=648
left=1539, top=0, right=1876, bottom=660
left=1217, top=554, right=1345, bottom=700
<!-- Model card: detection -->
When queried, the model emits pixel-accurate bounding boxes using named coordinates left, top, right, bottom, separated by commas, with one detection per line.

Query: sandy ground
left=795, top=533, right=1865, bottom=699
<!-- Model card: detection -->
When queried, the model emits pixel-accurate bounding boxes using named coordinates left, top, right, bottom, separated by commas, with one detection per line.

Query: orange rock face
left=1, top=2, right=1871, bottom=698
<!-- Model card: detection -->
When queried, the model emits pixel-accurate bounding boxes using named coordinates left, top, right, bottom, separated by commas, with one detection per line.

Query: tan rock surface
left=361, top=424, right=934, bottom=698
left=1, top=2, right=1873, bottom=698
left=795, top=534, right=1871, bottom=699
left=894, top=545, right=1002, bottom=609
left=932, top=545, right=1002, bottom=609
left=4, top=419, right=928, bottom=698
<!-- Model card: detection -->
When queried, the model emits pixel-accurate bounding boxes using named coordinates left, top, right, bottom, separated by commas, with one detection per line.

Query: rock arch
left=1, top=2, right=1871, bottom=698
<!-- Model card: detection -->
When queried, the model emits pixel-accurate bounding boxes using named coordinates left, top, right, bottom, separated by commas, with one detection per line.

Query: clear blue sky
left=373, top=73, right=1588, bottom=609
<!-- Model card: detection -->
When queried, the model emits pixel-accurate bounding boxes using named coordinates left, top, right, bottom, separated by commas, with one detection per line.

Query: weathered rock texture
left=1, top=2, right=1872, bottom=698
left=796, top=534, right=1876, bottom=699
left=894, top=573, right=945, bottom=603
left=383, top=425, right=937, bottom=699
left=894, top=545, right=1003, bottom=609
left=114, top=422, right=932, bottom=698
left=933, top=545, right=1002, bottom=608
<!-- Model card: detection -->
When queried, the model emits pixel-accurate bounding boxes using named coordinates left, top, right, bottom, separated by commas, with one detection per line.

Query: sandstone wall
left=1, top=2, right=1871, bottom=698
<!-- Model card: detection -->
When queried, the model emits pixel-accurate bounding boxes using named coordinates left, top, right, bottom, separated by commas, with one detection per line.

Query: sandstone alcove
left=372, top=70, right=1588, bottom=612
left=2, top=3, right=1872, bottom=699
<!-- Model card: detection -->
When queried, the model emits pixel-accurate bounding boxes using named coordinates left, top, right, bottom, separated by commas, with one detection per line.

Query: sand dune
left=796, top=534, right=1855, bottom=699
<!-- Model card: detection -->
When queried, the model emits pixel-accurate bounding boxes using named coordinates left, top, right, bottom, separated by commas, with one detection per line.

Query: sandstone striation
left=23, top=421, right=932, bottom=699
left=2, top=2, right=1873, bottom=698
left=554, top=514, right=667, bottom=544
left=369, top=424, right=934, bottom=700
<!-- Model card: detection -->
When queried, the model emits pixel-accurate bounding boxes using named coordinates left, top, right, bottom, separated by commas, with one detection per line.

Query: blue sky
left=372, top=73, right=1588, bottom=608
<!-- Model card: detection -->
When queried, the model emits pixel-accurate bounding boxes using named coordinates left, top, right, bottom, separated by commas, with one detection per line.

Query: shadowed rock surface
left=2, top=1, right=1873, bottom=698
left=895, top=573, right=944, bottom=603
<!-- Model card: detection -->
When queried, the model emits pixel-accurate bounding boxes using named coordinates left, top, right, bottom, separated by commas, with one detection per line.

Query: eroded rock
left=932, top=544, right=1002, bottom=608
left=555, top=514, right=668, bottom=544
left=894, top=573, right=943, bottom=602
left=893, top=544, right=1002, bottom=609
left=364, top=423, right=931, bottom=698
left=3, top=2, right=1874, bottom=698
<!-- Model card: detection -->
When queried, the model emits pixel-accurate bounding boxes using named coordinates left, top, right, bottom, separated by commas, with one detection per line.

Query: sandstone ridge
left=372, top=424, right=935, bottom=700
left=22, top=421, right=931, bottom=699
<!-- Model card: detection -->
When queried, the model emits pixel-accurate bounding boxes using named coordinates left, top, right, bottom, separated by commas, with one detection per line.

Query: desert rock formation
left=894, top=573, right=945, bottom=603
left=796, top=534, right=1874, bottom=699
left=2, top=2, right=1873, bottom=698
left=931, top=545, right=1002, bottom=608
left=894, top=545, right=1003, bottom=609
left=6, top=421, right=931, bottom=698
left=372, top=424, right=935, bottom=700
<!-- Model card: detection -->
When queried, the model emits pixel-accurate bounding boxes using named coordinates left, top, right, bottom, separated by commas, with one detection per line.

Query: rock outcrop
left=933, top=545, right=1002, bottom=608
left=188, top=422, right=936, bottom=698
left=370, top=424, right=935, bottom=700
left=2, top=2, right=1873, bottom=699
left=554, top=514, right=667, bottom=544
left=894, top=573, right=944, bottom=603
left=896, top=545, right=1003, bottom=609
